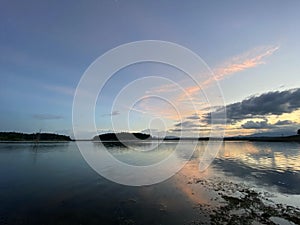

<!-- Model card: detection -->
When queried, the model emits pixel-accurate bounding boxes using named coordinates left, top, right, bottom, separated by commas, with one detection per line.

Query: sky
left=1, top=0, right=300, bottom=138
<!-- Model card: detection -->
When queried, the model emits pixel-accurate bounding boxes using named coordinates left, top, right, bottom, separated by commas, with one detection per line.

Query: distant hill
left=92, top=131, right=300, bottom=143
left=244, top=131, right=297, bottom=137
left=93, top=132, right=151, bottom=142
left=224, top=135, right=300, bottom=142
left=0, top=132, right=72, bottom=141
left=163, top=136, right=180, bottom=140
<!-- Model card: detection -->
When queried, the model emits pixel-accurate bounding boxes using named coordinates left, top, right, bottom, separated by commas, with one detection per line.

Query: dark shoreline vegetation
left=93, top=132, right=151, bottom=142
left=0, top=132, right=72, bottom=142
left=93, top=132, right=300, bottom=143
left=223, top=134, right=300, bottom=142
left=1, top=131, right=300, bottom=143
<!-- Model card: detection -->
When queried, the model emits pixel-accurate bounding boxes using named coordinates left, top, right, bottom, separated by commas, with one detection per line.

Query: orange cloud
left=129, top=45, right=280, bottom=129
left=146, top=83, right=181, bottom=94
left=212, top=45, right=279, bottom=81
left=149, top=45, right=279, bottom=98
left=177, top=45, right=279, bottom=103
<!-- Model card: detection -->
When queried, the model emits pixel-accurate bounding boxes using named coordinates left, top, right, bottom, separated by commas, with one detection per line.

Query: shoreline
left=1, top=138, right=300, bottom=143
left=0, top=141, right=72, bottom=143
left=176, top=158, right=300, bottom=224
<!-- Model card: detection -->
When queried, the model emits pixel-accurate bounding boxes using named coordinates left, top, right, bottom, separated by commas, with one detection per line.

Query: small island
left=0, top=132, right=72, bottom=142
left=93, top=132, right=151, bottom=142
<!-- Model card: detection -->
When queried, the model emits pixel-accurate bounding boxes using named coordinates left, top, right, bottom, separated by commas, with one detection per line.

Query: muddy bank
left=187, top=177, right=300, bottom=225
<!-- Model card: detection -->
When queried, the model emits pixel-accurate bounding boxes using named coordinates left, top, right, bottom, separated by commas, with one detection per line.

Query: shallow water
left=216, top=141, right=300, bottom=195
left=0, top=141, right=299, bottom=224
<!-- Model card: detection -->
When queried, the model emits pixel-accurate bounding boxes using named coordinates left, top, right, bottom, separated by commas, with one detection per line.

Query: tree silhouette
left=298, top=129, right=300, bottom=135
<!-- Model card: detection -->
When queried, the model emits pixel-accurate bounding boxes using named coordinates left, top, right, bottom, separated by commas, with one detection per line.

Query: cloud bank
left=206, top=88, right=300, bottom=124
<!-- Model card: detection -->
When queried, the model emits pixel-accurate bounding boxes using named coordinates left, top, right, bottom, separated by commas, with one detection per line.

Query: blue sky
left=1, top=0, right=300, bottom=138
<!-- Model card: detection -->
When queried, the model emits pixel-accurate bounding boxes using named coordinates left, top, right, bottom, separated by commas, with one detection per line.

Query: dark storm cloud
left=172, top=120, right=212, bottom=133
left=241, top=119, right=298, bottom=130
left=174, top=121, right=199, bottom=128
left=241, top=120, right=273, bottom=129
left=204, top=88, right=300, bottom=124
left=274, top=120, right=295, bottom=125
left=186, top=114, right=200, bottom=120
left=170, top=128, right=211, bottom=132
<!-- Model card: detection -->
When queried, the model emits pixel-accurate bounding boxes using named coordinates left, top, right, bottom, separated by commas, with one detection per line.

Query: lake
left=1, top=141, right=300, bottom=225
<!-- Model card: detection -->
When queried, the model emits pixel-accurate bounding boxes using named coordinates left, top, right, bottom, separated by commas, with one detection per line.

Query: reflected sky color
left=217, top=142, right=300, bottom=172
left=1, top=141, right=300, bottom=224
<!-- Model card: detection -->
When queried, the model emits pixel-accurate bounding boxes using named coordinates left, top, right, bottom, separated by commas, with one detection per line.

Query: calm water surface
left=0, top=141, right=300, bottom=224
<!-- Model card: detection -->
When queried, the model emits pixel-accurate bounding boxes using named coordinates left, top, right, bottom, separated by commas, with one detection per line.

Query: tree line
left=0, top=132, right=72, bottom=141
left=93, top=132, right=151, bottom=141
